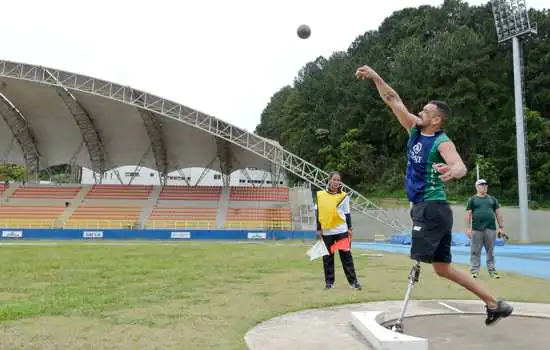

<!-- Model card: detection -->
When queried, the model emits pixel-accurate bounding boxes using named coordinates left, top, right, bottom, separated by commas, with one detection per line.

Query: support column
left=216, top=138, right=233, bottom=187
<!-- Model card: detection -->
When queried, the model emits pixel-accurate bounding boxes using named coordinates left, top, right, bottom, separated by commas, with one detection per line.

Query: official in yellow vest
left=316, top=171, right=361, bottom=290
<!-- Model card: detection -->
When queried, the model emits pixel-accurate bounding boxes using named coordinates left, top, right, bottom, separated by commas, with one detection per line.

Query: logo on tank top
left=409, top=142, right=423, bottom=164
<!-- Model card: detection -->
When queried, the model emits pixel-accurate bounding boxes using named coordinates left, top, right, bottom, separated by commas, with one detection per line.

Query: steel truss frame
left=128, top=146, right=152, bottom=185
left=232, top=157, right=256, bottom=188
left=194, top=156, right=216, bottom=186
left=44, top=68, right=109, bottom=177
left=0, top=60, right=409, bottom=234
left=0, top=92, right=41, bottom=174
left=133, top=90, right=169, bottom=184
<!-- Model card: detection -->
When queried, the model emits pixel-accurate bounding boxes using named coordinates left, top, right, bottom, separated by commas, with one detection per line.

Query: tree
left=0, top=164, right=25, bottom=181
left=255, top=1, right=550, bottom=206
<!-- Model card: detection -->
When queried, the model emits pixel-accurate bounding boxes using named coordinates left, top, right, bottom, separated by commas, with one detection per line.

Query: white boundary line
left=437, top=301, right=465, bottom=313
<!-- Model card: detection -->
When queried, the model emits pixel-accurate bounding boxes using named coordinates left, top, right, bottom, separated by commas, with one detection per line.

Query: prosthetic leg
left=386, top=261, right=421, bottom=333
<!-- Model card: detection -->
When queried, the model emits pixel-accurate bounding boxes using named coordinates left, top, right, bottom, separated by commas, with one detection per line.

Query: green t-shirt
left=466, top=195, right=500, bottom=230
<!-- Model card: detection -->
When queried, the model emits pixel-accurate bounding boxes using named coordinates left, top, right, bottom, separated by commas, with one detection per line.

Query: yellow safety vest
left=316, top=190, right=347, bottom=230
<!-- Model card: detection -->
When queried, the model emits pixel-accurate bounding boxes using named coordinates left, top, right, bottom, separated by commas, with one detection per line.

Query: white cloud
left=1, top=0, right=547, bottom=132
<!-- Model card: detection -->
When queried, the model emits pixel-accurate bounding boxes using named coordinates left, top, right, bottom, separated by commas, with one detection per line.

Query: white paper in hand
left=306, top=240, right=329, bottom=261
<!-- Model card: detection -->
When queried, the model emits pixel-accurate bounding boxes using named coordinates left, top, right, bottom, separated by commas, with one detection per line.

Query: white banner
left=171, top=232, right=191, bottom=239
left=82, top=231, right=103, bottom=239
left=247, top=232, right=267, bottom=240
left=2, top=230, right=23, bottom=238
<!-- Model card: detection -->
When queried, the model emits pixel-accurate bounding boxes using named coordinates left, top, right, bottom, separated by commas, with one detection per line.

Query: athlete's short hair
left=429, top=100, right=452, bottom=123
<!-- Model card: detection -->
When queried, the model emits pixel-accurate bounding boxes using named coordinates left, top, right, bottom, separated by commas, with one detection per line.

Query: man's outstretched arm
left=356, top=65, right=421, bottom=131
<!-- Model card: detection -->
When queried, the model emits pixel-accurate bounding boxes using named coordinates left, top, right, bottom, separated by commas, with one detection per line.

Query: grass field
left=0, top=240, right=549, bottom=349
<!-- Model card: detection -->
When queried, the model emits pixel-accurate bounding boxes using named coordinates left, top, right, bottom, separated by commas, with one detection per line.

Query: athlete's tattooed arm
left=355, top=65, right=421, bottom=131
left=381, top=90, right=399, bottom=104
left=372, top=76, right=422, bottom=132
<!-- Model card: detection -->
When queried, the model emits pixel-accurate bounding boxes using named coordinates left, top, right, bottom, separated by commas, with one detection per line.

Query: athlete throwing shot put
left=355, top=64, right=513, bottom=326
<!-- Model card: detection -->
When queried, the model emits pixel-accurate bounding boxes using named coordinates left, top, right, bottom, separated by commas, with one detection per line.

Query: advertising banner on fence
left=170, top=232, right=191, bottom=239
left=82, top=231, right=104, bottom=239
left=1, top=230, right=23, bottom=239
left=247, top=232, right=267, bottom=240
left=0, top=228, right=315, bottom=241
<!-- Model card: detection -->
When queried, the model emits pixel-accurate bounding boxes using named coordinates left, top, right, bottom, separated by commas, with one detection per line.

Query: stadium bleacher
left=225, top=207, right=292, bottom=229
left=0, top=184, right=298, bottom=230
left=10, top=185, right=81, bottom=199
left=229, top=186, right=289, bottom=201
left=64, top=203, right=143, bottom=229
left=145, top=205, right=217, bottom=229
left=0, top=185, right=80, bottom=228
left=0, top=60, right=333, bottom=238
left=85, top=184, right=153, bottom=200
left=158, top=186, right=221, bottom=200
left=0, top=203, right=65, bottom=228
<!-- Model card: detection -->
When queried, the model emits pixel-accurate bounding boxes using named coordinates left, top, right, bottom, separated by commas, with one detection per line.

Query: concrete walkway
left=244, top=299, right=550, bottom=350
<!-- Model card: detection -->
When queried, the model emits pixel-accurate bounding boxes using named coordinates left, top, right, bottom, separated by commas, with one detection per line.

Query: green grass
left=0, top=240, right=549, bottom=349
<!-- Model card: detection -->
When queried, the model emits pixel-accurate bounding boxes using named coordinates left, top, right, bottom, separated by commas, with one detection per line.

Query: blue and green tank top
left=405, top=127, right=450, bottom=204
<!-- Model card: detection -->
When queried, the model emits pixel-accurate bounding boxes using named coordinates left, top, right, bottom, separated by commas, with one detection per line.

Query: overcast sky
left=1, top=0, right=547, bottom=133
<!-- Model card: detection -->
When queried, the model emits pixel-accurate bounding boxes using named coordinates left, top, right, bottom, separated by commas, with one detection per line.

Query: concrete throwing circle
left=399, top=313, right=550, bottom=350
left=244, top=300, right=550, bottom=350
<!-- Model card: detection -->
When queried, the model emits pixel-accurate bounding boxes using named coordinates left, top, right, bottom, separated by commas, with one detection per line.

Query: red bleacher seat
left=10, top=186, right=81, bottom=199
left=225, top=207, right=292, bottom=229
left=0, top=204, right=65, bottom=228
left=64, top=204, right=142, bottom=229
left=85, top=184, right=153, bottom=200
left=158, top=186, right=221, bottom=200
left=229, top=186, right=289, bottom=201
left=145, top=205, right=217, bottom=228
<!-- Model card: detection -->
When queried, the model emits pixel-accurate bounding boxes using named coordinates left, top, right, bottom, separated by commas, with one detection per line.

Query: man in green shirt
left=465, top=179, right=505, bottom=279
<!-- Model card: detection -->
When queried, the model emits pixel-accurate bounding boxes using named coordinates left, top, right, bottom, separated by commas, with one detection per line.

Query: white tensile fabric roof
left=0, top=60, right=278, bottom=175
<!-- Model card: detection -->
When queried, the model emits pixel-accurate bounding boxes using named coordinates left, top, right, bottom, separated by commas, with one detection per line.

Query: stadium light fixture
left=490, top=0, right=537, bottom=243
left=491, top=0, right=537, bottom=43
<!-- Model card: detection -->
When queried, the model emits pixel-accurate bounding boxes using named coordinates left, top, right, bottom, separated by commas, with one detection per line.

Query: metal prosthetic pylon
left=386, top=261, right=421, bottom=334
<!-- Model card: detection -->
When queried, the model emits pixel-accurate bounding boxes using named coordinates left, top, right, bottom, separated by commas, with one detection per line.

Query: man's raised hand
left=433, top=163, right=461, bottom=182
left=355, top=65, right=379, bottom=80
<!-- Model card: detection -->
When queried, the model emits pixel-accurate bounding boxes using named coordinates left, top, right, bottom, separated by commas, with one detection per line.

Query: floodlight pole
left=490, top=0, right=537, bottom=242
left=511, top=36, right=530, bottom=243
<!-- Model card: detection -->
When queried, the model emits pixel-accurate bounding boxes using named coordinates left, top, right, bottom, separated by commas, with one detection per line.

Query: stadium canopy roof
left=0, top=60, right=282, bottom=177
left=0, top=59, right=409, bottom=233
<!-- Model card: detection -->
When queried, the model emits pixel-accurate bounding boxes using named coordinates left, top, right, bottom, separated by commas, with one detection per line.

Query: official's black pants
left=321, top=232, right=358, bottom=285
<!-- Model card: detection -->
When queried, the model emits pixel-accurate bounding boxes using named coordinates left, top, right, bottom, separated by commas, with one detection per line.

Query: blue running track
left=353, top=242, right=550, bottom=280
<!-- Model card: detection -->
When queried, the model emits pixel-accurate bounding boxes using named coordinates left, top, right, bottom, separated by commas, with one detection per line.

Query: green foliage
left=0, top=164, right=75, bottom=183
left=0, top=164, right=25, bottom=181
left=255, top=0, right=550, bottom=206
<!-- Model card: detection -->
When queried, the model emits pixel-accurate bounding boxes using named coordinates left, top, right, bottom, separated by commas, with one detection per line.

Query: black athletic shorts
left=409, top=201, right=453, bottom=264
